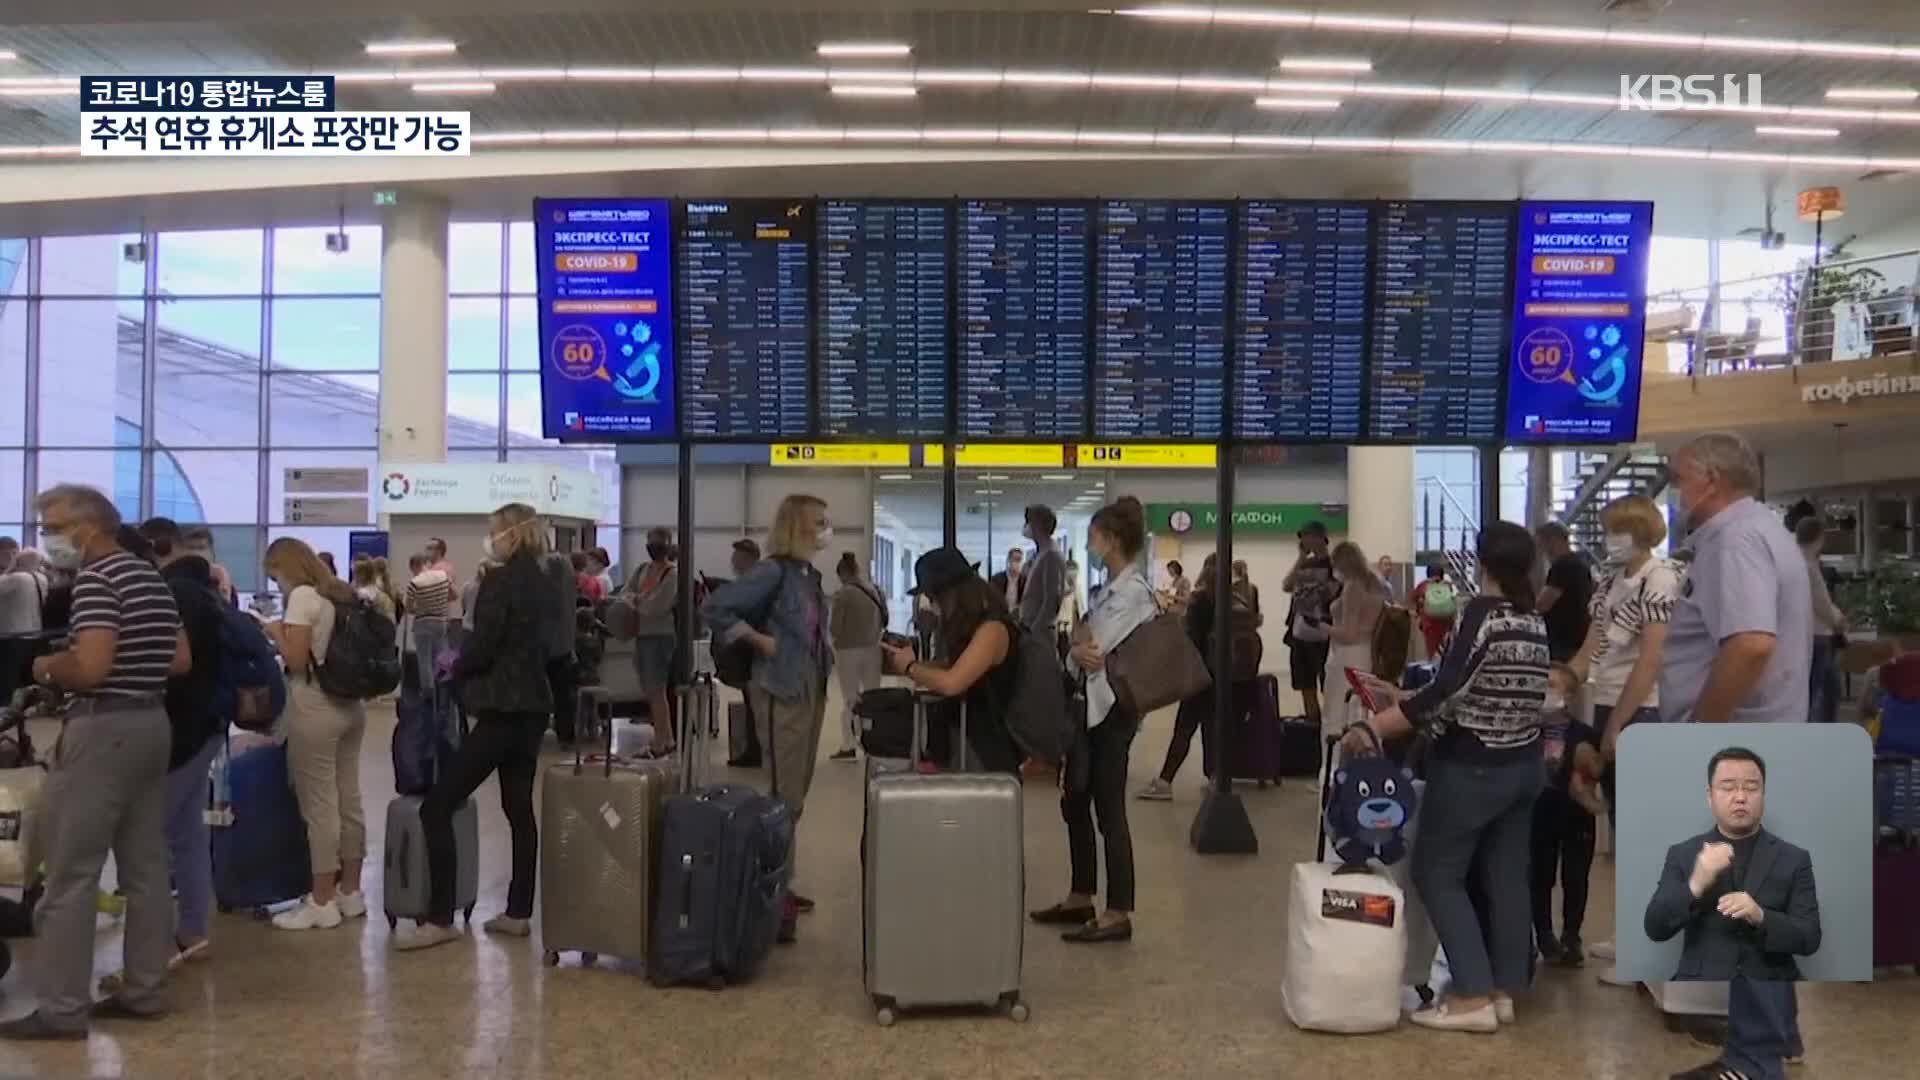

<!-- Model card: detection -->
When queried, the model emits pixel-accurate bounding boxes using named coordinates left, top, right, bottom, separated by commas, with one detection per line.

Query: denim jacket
left=702, top=556, right=833, bottom=702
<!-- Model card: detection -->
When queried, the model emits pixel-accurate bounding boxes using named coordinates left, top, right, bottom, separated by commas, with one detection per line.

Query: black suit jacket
left=1643, top=827, right=1822, bottom=981
left=454, top=550, right=557, bottom=716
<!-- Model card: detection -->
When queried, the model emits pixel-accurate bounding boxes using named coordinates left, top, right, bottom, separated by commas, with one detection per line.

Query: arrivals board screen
left=533, top=198, right=676, bottom=440
left=1366, top=201, right=1515, bottom=442
left=817, top=200, right=950, bottom=438
left=1094, top=200, right=1229, bottom=440
left=677, top=199, right=813, bottom=439
left=1235, top=201, right=1369, bottom=442
left=957, top=200, right=1092, bottom=439
left=1505, top=200, right=1654, bottom=444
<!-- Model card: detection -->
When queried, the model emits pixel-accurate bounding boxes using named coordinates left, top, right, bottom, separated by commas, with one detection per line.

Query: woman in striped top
left=1343, top=521, right=1550, bottom=1034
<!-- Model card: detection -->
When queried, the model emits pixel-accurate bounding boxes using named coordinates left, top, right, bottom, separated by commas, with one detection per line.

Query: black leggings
left=545, top=656, right=577, bottom=744
left=422, top=710, right=544, bottom=924
left=1157, top=694, right=1212, bottom=784
left=1529, top=790, right=1597, bottom=942
left=1062, top=707, right=1139, bottom=912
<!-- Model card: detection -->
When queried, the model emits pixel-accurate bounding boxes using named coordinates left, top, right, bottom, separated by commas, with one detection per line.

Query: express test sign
left=534, top=198, right=675, bottom=440
left=1504, top=201, right=1654, bottom=444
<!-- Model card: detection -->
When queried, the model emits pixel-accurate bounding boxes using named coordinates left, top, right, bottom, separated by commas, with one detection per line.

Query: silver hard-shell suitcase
left=539, top=688, right=677, bottom=970
left=383, top=795, right=478, bottom=928
left=863, top=692, right=1026, bottom=1024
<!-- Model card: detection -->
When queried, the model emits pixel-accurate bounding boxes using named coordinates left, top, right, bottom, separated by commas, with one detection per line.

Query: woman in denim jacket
left=702, top=494, right=835, bottom=930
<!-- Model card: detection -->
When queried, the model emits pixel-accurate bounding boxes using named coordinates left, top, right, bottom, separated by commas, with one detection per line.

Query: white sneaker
left=1409, top=1001, right=1500, bottom=1033
left=1589, top=939, right=1616, bottom=961
left=1597, top=966, right=1637, bottom=987
left=394, top=922, right=464, bottom=952
left=1493, top=996, right=1515, bottom=1025
left=272, top=896, right=343, bottom=931
left=1136, top=778, right=1173, bottom=801
left=336, top=891, right=368, bottom=920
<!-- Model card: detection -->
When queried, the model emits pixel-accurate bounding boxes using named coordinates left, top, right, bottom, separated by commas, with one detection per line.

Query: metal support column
left=1477, top=445, right=1503, bottom=535
left=1190, top=445, right=1257, bottom=855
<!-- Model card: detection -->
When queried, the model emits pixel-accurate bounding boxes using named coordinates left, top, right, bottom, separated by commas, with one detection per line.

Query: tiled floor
left=0, top=695, right=1912, bottom=1079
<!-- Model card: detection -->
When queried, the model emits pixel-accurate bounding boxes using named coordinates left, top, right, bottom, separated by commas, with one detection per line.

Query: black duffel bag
left=854, top=687, right=959, bottom=765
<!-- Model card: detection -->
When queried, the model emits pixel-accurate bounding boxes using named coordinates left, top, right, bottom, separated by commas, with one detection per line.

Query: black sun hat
left=908, top=547, right=981, bottom=596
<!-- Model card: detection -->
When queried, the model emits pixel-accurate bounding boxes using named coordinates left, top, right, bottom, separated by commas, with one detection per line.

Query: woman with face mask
left=396, top=503, right=557, bottom=952
left=701, top=494, right=835, bottom=941
left=1565, top=493, right=1680, bottom=977
left=618, top=526, right=682, bottom=758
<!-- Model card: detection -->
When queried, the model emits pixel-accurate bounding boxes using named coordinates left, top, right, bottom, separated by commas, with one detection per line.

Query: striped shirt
left=1403, top=596, right=1549, bottom=760
left=70, top=550, right=181, bottom=699
left=406, top=570, right=453, bottom=619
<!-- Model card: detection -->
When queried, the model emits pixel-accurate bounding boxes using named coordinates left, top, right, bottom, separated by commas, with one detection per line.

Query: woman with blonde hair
left=702, top=493, right=834, bottom=941
left=1320, top=540, right=1388, bottom=781
left=351, top=557, right=396, bottom=621
left=1568, top=493, right=1680, bottom=973
left=397, top=504, right=558, bottom=951
left=262, top=537, right=371, bottom=931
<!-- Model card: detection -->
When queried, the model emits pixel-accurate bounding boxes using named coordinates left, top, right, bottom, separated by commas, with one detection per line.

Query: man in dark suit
left=1646, top=747, right=1821, bottom=1080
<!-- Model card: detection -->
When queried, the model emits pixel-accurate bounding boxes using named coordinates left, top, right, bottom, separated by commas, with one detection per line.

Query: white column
left=378, top=199, right=449, bottom=464
left=1345, top=446, right=1415, bottom=562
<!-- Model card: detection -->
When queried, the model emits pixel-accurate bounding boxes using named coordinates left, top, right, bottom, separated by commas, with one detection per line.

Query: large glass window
left=272, top=226, right=381, bottom=294
left=158, top=229, right=264, bottom=295
left=449, top=222, right=504, bottom=294
left=154, top=301, right=262, bottom=447
left=0, top=242, right=26, bottom=447
left=36, top=300, right=140, bottom=447
left=39, top=233, right=144, bottom=296
left=270, top=298, right=381, bottom=371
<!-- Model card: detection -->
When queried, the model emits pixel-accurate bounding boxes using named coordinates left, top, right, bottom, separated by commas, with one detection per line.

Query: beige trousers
left=286, top=680, right=369, bottom=876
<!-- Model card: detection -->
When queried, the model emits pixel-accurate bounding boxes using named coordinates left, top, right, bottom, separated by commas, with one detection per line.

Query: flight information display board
left=1366, top=201, right=1514, bottom=442
left=957, top=200, right=1091, bottom=439
left=1505, top=200, right=1654, bottom=444
left=1235, top=201, right=1370, bottom=442
left=817, top=200, right=950, bottom=438
left=677, top=199, right=813, bottom=439
left=533, top=198, right=675, bottom=440
left=1095, top=201, right=1229, bottom=439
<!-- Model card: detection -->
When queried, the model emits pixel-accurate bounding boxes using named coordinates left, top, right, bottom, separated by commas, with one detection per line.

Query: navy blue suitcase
left=210, top=738, right=312, bottom=913
left=649, top=782, right=793, bottom=987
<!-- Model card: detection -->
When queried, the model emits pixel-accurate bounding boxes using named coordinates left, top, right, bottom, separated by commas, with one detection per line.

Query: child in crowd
left=1530, top=663, right=1606, bottom=967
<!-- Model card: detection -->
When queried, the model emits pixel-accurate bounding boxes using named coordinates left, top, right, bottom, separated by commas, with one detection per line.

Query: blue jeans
left=1723, top=975, right=1797, bottom=1080
left=1809, top=636, right=1839, bottom=724
left=413, top=617, right=451, bottom=694
left=1411, top=754, right=1545, bottom=998
left=164, top=734, right=222, bottom=942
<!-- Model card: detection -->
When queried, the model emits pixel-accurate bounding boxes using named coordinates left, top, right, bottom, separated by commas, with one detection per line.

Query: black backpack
left=989, top=623, right=1074, bottom=766
left=314, top=595, right=402, bottom=701
left=713, top=562, right=791, bottom=690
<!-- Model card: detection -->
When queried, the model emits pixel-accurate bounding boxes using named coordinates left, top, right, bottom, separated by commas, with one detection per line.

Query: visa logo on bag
left=1321, top=888, right=1397, bottom=929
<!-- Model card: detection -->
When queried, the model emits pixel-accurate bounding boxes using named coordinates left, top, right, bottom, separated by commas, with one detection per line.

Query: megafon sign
left=1618, top=74, right=1763, bottom=111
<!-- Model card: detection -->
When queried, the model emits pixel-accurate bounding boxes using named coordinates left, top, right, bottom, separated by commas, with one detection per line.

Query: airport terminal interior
left=1, top=0, right=1920, bottom=1076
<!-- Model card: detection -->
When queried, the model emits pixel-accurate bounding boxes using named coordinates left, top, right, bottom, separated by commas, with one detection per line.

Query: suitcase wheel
left=463, top=903, right=475, bottom=925
left=581, top=952, right=598, bottom=966
left=706, top=974, right=726, bottom=992
left=543, top=950, right=560, bottom=967
left=874, top=1005, right=897, bottom=1027
left=1008, top=1000, right=1030, bottom=1024
left=386, top=914, right=398, bottom=931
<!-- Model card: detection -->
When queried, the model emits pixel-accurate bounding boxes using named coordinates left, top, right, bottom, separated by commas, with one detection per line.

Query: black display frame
left=952, top=196, right=1098, bottom=446
left=672, top=195, right=819, bottom=446
left=811, top=196, right=958, bottom=444
left=1091, top=198, right=1236, bottom=446
left=1361, top=197, right=1521, bottom=447
left=1231, top=197, right=1375, bottom=447
left=533, top=194, right=1661, bottom=452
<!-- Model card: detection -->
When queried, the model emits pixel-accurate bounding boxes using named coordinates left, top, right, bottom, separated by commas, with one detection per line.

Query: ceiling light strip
left=1107, top=6, right=1920, bottom=61
left=364, top=40, right=458, bottom=57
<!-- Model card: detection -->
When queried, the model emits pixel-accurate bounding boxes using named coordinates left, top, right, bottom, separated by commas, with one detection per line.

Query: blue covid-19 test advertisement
left=534, top=198, right=675, bottom=440
left=1504, top=200, right=1654, bottom=444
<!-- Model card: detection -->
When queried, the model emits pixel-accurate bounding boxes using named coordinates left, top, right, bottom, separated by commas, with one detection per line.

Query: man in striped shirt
left=4, top=485, right=187, bottom=1040
left=406, top=554, right=456, bottom=693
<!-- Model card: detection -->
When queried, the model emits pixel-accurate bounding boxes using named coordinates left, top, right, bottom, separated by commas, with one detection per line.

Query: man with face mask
left=1646, top=748, right=1819, bottom=1080
left=1659, top=432, right=1811, bottom=726
left=4, top=486, right=188, bottom=1040
left=989, top=548, right=1024, bottom=611
left=1015, top=505, right=1065, bottom=644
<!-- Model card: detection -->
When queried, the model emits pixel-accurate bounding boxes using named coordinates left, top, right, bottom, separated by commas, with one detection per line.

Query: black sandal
left=1062, top=919, right=1133, bottom=944
left=1028, top=903, right=1095, bottom=926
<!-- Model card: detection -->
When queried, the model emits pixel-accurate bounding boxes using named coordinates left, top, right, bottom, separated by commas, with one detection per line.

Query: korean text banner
left=535, top=198, right=677, bottom=440
left=1504, top=200, right=1654, bottom=444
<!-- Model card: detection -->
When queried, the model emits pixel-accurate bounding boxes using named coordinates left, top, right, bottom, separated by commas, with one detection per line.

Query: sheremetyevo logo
left=1618, top=74, right=1763, bottom=111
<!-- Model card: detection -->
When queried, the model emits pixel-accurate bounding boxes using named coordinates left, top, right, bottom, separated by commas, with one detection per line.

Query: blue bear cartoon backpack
left=1321, top=723, right=1418, bottom=870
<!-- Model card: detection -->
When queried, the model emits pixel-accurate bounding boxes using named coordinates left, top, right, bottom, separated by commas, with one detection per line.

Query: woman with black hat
left=881, top=547, right=1021, bottom=775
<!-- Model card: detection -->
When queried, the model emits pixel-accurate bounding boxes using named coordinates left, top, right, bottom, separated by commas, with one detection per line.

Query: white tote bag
left=0, top=766, right=46, bottom=887
left=1282, top=861, right=1407, bottom=1033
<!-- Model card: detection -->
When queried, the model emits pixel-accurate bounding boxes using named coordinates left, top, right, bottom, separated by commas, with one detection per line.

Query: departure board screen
left=817, top=201, right=949, bottom=438
left=1094, top=201, right=1228, bottom=439
left=1366, top=201, right=1514, bottom=442
left=957, top=200, right=1091, bottom=439
left=1234, top=201, right=1369, bottom=442
left=677, top=199, right=813, bottom=439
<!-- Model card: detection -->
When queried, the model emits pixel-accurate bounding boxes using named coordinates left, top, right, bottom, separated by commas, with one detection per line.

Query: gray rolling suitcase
left=863, top=692, right=1026, bottom=1025
left=540, top=685, right=677, bottom=970
left=382, top=795, right=478, bottom=929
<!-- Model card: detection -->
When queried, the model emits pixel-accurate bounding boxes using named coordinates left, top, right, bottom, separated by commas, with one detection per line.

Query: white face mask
left=1604, top=532, right=1637, bottom=563
left=814, top=525, right=834, bottom=553
left=43, top=532, right=82, bottom=570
